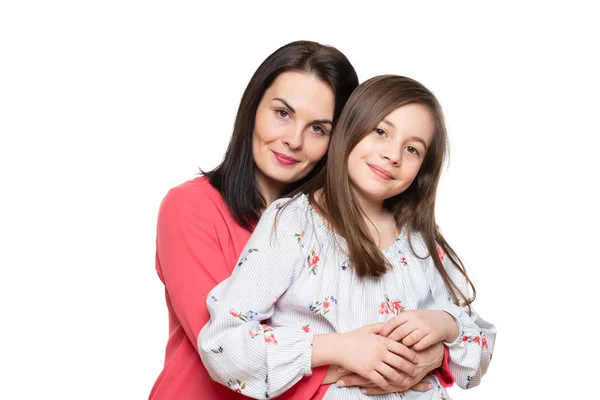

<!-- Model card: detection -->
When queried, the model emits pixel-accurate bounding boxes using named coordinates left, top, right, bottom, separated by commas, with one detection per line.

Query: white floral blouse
left=199, top=194, right=496, bottom=400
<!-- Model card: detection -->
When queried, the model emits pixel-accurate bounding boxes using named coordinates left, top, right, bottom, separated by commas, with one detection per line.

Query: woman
left=198, top=75, right=495, bottom=399
left=149, top=41, right=448, bottom=400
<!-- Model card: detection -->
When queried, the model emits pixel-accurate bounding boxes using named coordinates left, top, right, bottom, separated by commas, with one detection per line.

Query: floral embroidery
left=393, top=391, right=406, bottom=398
left=302, top=324, right=310, bottom=333
left=340, top=258, right=349, bottom=271
left=306, top=249, right=320, bottom=275
left=465, top=375, right=473, bottom=389
left=207, top=294, right=218, bottom=302
left=294, top=231, right=305, bottom=247
left=264, top=332, right=278, bottom=345
left=275, top=202, right=284, bottom=210
left=226, top=378, right=246, bottom=393
left=378, top=295, right=405, bottom=315
left=237, top=248, right=259, bottom=268
left=462, top=332, right=488, bottom=349
left=248, top=324, right=278, bottom=344
left=399, top=255, right=408, bottom=267
left=437, top=384, right=447, bottom=399
left=210, top=346, right=223, bottom=354
left=437, top=247, right=446, bottom=261
left=309, top=295, right=337, bottom=315
left=229, top=309, right=258, bottom=322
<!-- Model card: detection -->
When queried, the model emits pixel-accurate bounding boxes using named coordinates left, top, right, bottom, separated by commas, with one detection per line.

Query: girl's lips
left=273, top=151, right=299, bottom=166
left=367, top=163, right=393, bottom=180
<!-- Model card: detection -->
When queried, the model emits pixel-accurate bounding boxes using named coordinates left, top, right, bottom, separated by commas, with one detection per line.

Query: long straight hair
left=299, top=75, right=475, bottom=307
left=203, top=41, right=358, bottom=230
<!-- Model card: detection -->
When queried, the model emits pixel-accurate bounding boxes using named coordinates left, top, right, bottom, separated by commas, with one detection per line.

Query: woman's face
left=253, top=71, right=335, bottom=191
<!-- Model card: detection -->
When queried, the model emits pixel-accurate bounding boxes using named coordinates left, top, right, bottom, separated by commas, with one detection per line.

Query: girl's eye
left=373, top=128, right=387, bottom=137
left=276, top=109, right=290, bottom=118
left=406, top=146, right=420, bottom=155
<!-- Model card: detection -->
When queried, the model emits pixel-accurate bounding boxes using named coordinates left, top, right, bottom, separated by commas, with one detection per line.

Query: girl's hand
left=333, top=324, right=419, bottom=390
left=335, top=341, right=444, bottom=394
left=380, top=310, right=459, bottom=350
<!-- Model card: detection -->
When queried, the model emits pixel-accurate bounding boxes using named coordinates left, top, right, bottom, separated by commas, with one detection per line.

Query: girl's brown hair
left=297, top=75, right=475, bottom=307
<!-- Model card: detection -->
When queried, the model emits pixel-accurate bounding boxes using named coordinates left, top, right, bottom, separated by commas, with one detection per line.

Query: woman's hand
left=330, top=324, right=419, bottom=390
left=334, top=341, right=444, bottom=395
left=380, top=310, right=459, bottom=350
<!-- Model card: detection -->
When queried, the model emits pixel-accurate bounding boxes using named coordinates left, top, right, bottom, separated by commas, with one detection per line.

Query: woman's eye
left=311, top=124, right=325, bottom=135
left=276, top=109, right=290, bottom=118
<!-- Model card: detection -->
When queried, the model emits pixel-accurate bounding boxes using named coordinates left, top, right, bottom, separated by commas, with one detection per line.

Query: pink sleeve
left=156, top=187, right=233, bottom=351
left=157, top=186, right=327, bottom=397
left=432, top=346, right=454, bottom=387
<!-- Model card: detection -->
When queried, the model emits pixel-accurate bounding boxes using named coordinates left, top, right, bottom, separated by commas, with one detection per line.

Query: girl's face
left=347, top=103, right=435, bottom=206
left=253, top=71, right=334, bottom=190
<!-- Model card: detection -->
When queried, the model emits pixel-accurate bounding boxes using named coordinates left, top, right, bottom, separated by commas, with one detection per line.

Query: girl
left=199, top=75, right=496, bottom=399
left=150, top=42, right=446, bottom=400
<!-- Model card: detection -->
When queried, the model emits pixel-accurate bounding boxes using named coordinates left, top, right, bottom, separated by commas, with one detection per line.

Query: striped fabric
left=199, top=195, right=496, bottom=399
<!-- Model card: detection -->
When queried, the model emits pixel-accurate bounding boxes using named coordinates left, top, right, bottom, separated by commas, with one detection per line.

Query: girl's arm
left=198, top=201, right=315, bottom=399
left=199, top=200, right=419, bottom=398
left=424, top=248, right=497, bottom=390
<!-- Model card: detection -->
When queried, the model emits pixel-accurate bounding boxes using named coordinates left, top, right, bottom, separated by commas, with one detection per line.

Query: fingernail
left=360, top=389, right=368, bottom=394
left=337, top=367, right=347, bottom=373
left=336, top=380, right=345, bottom=387
left=426, top=383, right=433, bottom=390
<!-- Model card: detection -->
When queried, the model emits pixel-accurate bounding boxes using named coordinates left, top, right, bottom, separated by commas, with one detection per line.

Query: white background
left=1, top=1, right=599, bottom=399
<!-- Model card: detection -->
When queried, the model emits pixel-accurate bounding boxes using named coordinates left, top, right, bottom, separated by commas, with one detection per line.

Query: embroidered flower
left=340, top=259, right=349, bottom=271
left=264, top=333, right=278, bottom=345
left=302, top=324, right=310, bottom=333
left=306, top=249, right=321, bottom=275
left=229, top=310, right=257, bottom=322
left=309, top=295, right=336, bottom=315
left=294, top=231, right=305, bottom=247
left=379, top=295, right=405, bottom=315
left=226, top=379, right=246, bottom=393
left=210, top=346, right=223, bottom=354
left=378, top=302, right=390, bottom=314
left=399, top=255, right=408, bottom=267
left=237, top=248, right=259, bottom=268
left=437, top=247, right=446, bottom=261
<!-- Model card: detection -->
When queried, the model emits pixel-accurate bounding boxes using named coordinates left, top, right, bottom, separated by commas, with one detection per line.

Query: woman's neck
left=255, top=169, right=285, bottom=208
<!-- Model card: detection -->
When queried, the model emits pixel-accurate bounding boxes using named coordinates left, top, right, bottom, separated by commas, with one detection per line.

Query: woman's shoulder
left=159, top=176, right=227, bottom=220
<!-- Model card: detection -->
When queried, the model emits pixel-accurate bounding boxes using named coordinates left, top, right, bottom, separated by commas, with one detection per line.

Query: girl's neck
left=353, top=189, right=399, bottom=250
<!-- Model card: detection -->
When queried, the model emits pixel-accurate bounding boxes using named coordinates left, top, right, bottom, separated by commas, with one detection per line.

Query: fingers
left=380, top=314, right=408, bottom=337
left=335, top=373, right=372, bottom=388
left=386, top=338, right=418, bottom=365
left=375, top=363, right=403, bottom=387
left=410, top=333, right=434, bottom=351
left=366, top=370, right=388, bottom=391
left=410, top=381, right=434, bottom=392
left=389, top=323, right=419, bottom=343
left=362, top=322, right=385, bottom=334
left=383, top=352, right=417, bottom=378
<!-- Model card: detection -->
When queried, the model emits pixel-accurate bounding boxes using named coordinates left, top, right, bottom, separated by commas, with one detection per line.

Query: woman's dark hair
left=203, top=40, right=358, bottom=230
